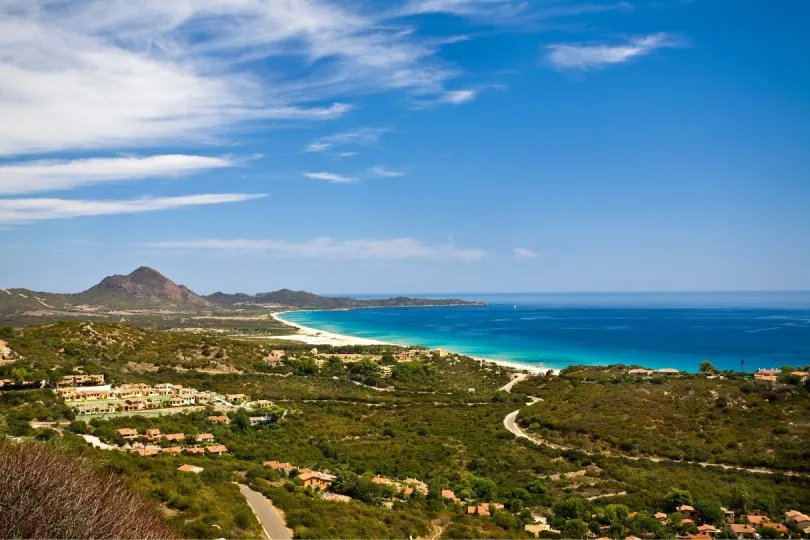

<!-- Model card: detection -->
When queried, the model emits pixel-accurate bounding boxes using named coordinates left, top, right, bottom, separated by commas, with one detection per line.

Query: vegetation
left=0, top=440, right=172, bottom=539
left=515, top=365, right=810, bottom=471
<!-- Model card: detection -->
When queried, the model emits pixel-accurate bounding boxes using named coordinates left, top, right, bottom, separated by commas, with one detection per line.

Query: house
left=745, top=515, right=771, bottom=527
left=250, top=415, right=272, bottom=425
left=722, top=508, right=735, bottom=524
left=697, top=524, right=718, bottom=535
left=163, top=433, right=185, bottom=442
left=790, top=371, right=809, bottom=381
left=525, top=524, right=554, bottom=537
left=178, top=392, right=196, bottom=406
left=762, top=524, right=788, bottom=535
left=144, top=399, right=162, bottom=409
left=434, top=348, right=449, bottom=358
left=402, top=478, right=429, bottom=495
left=226, top=393, right=249, bottom=404
left=206, top=445, right=229, bottom=455
left=678, top=505, right=696, bottom=519
left=116, top=428, right=138, bottom=440
left=785, top=511, right=810, bottom=533
left=628, top=368, right=653, bottom=376
left=265, top=461, right=295, bottom=475
left=207, top=415, right=230, bottom=423
left=658, top=368, right=679, bottom=375
left=60, top=374, right=105, bottom=386
left=441, top=489, right=460, bottom=503
left=161, top=446, right=183, bottom=454
left=168, top=396, right=184, bottom=407
left=266, top=350, right=286, bottom=366
left=177, top=464, right=204, bottom=473
left=120, top=398, right=146, bottom=412
left=755, top=373, right=777, bottom=383
left=184, top=447, right=206, bottom=455
left=727, top=524, right=756, bottom=538
left=655, top=512, right=668, bottom=521
left=145, top=428, right=161, bottom=440
left=135, top=447, right=160, bottom=457
left=253, top=399, right=272, bottom=409
left=299, top=471, right=333, bottom=490
left=196, top=433, right=215, bottom=442
left=194, top=392, right=211, bottom=404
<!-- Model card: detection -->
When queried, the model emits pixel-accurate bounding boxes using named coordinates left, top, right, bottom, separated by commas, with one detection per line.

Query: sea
left=279, top=292, right=810, bottom=373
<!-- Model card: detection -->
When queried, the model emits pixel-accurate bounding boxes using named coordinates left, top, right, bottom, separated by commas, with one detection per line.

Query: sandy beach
left=270, top=311, right=555, bottom=375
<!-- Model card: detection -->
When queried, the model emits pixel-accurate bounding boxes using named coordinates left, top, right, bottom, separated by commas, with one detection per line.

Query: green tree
left=11, top=367, right=28, bottom=385
left=694, top=500, right=724, bottom=526
left=561, top=519, right=588, bottom=539
left=700, top=360, right=717, bottom=373
left=663, top=488, right=692, bottom=513
left=729, top=485, right=748, bottom=514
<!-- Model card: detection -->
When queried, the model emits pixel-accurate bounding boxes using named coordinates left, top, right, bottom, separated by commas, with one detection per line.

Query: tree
left=729, top=485, right=748, bottom=514
left=694, top=500, right=724, bottom=526
left=231, top=409, right=251, bottom=433
left=471, top=477, right=498, bottom=500
left=554, top=497, right=586, bottom=520
left=561, top=519, right=588, bottom=539
left=760, top=527, right=780, bottom=539
left=700, top=360, right=717, bottom=373
left=663, top=488, right=692, bottom=513
left=348, top=358, right=381, bottom=386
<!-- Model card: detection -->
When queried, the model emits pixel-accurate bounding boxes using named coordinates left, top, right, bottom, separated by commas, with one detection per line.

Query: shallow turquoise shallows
left=280, top=292, right=810, bottom=372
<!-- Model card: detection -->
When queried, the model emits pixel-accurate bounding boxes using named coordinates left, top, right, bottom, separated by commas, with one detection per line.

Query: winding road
left=499, top=378, right=809, bottom=479
left=237, top=484, right=292, bottom=540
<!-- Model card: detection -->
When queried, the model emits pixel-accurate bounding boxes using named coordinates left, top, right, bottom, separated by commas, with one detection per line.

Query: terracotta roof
left=746, top=515, right=771, bottom=525
left=441, top=489, right=456, bottom=499
left=729, top=524, right=756, bottom=534
left=206, top=445, right=229, bottom=453
left=678, top=505, right=695, bottom=512
left=177, top=464, right=203, bottom=473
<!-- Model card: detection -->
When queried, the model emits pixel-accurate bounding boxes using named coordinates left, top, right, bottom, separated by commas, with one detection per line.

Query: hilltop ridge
left=0, top=267, right=484, bottom=319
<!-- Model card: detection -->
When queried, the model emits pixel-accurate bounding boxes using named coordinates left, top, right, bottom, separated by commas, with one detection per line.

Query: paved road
left=498, top=373, right=527, bottom=393
left=237, top=484, right=292, bottom=540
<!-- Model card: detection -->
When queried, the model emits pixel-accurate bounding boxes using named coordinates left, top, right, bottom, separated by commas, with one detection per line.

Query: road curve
left=237, top=484, right=292, bottom=540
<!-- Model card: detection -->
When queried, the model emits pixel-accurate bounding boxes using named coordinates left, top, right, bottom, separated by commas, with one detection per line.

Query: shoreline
left=270, top=311, right=555, bottom=375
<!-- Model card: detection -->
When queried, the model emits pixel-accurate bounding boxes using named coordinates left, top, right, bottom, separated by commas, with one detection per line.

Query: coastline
left=270, top=311, right=555, bottom=375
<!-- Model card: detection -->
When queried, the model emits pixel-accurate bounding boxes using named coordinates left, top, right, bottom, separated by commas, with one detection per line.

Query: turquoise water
left=280, top=292, right=810, bottom=372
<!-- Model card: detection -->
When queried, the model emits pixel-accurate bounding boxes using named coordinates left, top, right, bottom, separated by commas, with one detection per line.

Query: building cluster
left=466, top=502, right=504, bottom=517
left=56, top=383, right=215, bottom=415
left=264, top=461, right=337, bottom=490
left=755, top=368, right=809, bottom=383
left=115, top=427, right=229, bottom=457
left=371, top=475, right=429, bottom=496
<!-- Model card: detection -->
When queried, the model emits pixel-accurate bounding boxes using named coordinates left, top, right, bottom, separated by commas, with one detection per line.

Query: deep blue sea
left=280, top=292, right=810, bottom=372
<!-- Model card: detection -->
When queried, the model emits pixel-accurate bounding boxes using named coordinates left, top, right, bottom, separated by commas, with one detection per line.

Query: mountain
left=0, top=267, right=483, bottom=316
left=75, top=267, right=213, bottom=309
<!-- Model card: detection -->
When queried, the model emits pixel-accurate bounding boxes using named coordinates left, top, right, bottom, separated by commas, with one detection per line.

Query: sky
left=1, top=0, right=809, bottom=295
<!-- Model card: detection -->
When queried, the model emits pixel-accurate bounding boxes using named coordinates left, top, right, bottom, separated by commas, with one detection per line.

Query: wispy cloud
left=303, top=172, right=359, bottom=184
left=305, top=128, right=389, bottom=153
left=146, top=237, right=486, bottom=262
left=0, top=194, right=266, bottom=223
left=546, top=33, right=679, bottom=70
left=513, top=247, right=540, bottom=260
left=0, top=155, right=234, bottom=195
left=337, top=152, right=359, bottom=158
left=368, top=165, right=406, bottom=178
left=441, top=89, right=477, bottom=104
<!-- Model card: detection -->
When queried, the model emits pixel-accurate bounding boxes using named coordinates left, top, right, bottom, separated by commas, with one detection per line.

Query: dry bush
left=0, top=440, right=173, bottom=539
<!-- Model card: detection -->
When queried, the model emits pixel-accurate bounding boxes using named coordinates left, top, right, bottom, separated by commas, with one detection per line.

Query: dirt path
left=498, top=373, right=528, bottom=393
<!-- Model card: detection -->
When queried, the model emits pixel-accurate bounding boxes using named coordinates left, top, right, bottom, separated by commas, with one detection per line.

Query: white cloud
left=0, top=1, right=489, bottom=157
left=546, top=33, right=678, bottom=70
left=337, top=152, right=359, bottom=158
left=305, top=128, right=389, bottom=152
left=441, top=89, right=477, bottom=104
left=368, top=165, right=405, bottom=178
left=0, top=154, right=234, bottom=195
left=513, top=247, right=539, bottom=260
left=303, top=172, right=359, bottom=184
left=146, top=237, right=486, bottom=262
left=306, top=142, right=333, bottom=153
left=0, top=194, right=265, bottom=223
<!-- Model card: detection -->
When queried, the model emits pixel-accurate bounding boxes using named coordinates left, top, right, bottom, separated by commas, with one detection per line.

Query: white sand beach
left=270, top=312, right=556, bottom=375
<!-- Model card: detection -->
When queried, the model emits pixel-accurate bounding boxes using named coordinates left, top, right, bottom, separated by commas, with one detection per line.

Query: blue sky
left=1, top=0, right=808, bottom=295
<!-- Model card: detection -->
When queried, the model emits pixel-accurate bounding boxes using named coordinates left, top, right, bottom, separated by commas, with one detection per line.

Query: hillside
left=0, top=267, right=483, bottom=323
left=514, top=365, right=810, bottom=472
